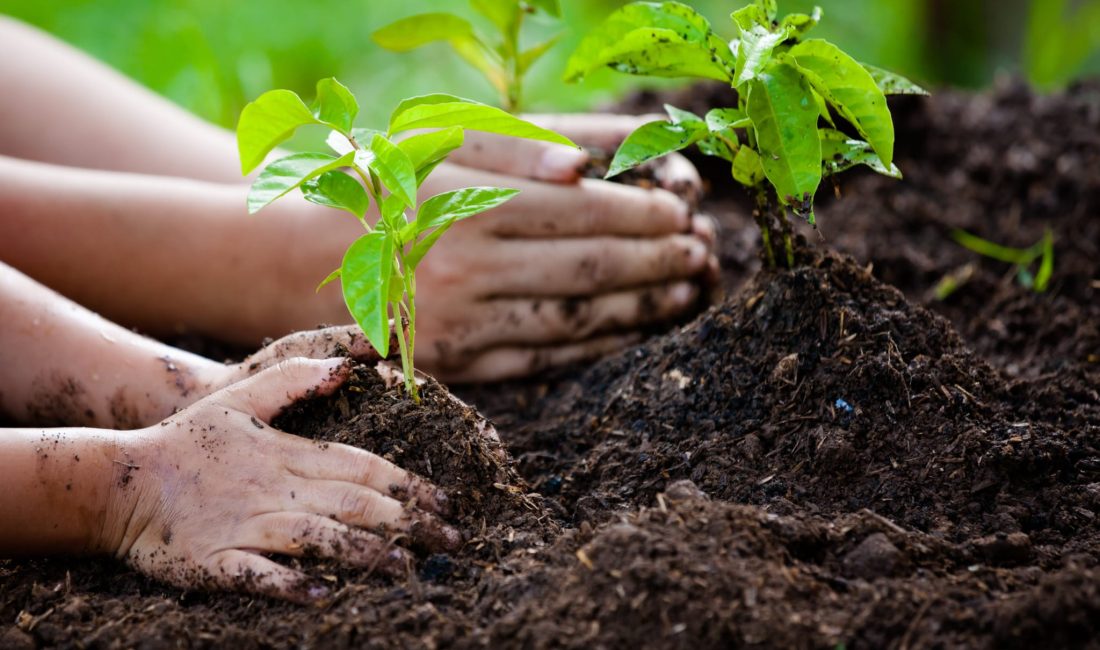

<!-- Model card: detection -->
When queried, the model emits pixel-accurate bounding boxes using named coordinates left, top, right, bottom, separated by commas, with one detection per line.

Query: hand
left=252, top=114, right=719, bottom=383
left=111, top=357, right=458, bottom=603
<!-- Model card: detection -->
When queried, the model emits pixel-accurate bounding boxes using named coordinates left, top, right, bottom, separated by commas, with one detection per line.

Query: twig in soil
left=858, top=508, right=908, bottom=536
left=898, top=597, right=934, bottom=650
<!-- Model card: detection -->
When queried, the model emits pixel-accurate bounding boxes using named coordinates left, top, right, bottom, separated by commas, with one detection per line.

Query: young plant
left=237, top=78, right=575, bottom=401
left=950, top=228, right=1055, bottom=293
left=373, top=0, right=563, bottom=112
left=565, top=0, right=928, bottom=268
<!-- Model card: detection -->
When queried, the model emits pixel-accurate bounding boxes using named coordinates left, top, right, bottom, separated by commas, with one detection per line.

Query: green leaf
left=389, top=94, right=575, bottom=147
left=341, top=231, right=394, bottom=358
left=705, top=107, right=750, bottom=131
left=819, top=129, right=901, bottom=178
left=470, top=0, right=519, bottom=33
left=664, top=104, right=705, bottom=126
left=787, top=39, right=895, bottom=167
left=248, top=152, right=354, bottom=214
left=734, top=23, right=790, bottom=87
left=1035, top=230, right=1055, bottom=292
left=358, top=134, right=418, bottom=209
left=862, top=63, right=930, bottom=96
left=406, top=219, right=457, bottom=270
left=527, top=0, right=562, bottom=17
left=747, top=62, right=822, bottom=213
left=372, top=13, right=476, bottom=51
left=811, top=88, right=835, bottom=127
left=312, top=78, right=358, bottom=135
left=780, top=7, right=823, bottom=41
left=301, top=171, right=370, bottom=217
left=416, top=186, right=520, bottom=232
left=731, top=5, right=768, bottom=31
left=732, top=145, right=765, bottom=185
left=581, top=27, right=733, bottom=83
left=379, top=195, right=409, bottom=236
left=397, top=127, right=466, bottom=185
left=950, top=230, right=1035, bottom=265
left=519, top=34, right=564, bottom=74
left=565, top=1, right=731, bottom=82
left=697, top=132, right=738, bottom=162
left=755, top=0, right=778, bottom=21
left=607, top=120, right=708, bottom=178
left=316, top=268, right=341, bottom=293
left=237, top=89, right=318, bottom=175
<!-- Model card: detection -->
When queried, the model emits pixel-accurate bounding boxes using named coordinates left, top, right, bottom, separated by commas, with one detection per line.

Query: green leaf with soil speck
left=747, top=62, right=822, bottom=213
left=342, top=231, right=393, bottom=357
left=607, top=119, right=709, bottom=178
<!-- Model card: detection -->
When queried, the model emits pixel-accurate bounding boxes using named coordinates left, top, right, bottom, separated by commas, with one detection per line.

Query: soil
left=3, top=79, right=1099, bottom=649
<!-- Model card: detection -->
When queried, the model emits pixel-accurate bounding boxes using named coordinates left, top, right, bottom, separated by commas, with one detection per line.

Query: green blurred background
left=3, top=0, right=1099, bottom=131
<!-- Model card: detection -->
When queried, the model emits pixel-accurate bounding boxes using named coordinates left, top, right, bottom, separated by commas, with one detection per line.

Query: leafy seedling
left=566, top=0, right=928, bottom=268
left=237, top=78, right=575, bottom=401
left=373, top=0, right=563, bottom=112
left=946, top=228, right=1055, bottom=294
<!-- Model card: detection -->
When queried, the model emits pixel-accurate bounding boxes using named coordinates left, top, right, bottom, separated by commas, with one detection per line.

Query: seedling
left=373, top=0, right=564, bottom=112
left=566, top=0, right=928, bottom=268
left=237, top=78, right=574, bottom=400
left=947, top=228, right=1055, bottom=294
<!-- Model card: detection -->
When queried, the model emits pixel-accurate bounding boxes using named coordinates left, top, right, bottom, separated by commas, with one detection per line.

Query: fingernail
left=670, top=282, right=697, bottom=305
left=442, top=525, right=464, bottom=551
left=686, top=241, right=707, bottom=269
left=539, top=146, right=588, bottom=181
left=432, top=489, right=451, bottom=516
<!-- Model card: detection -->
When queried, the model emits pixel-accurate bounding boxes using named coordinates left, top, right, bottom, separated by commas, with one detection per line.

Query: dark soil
left=3, top=80, right=1099, bottom=648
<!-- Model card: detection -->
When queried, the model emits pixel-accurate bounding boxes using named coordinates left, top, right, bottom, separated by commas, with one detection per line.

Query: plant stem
left=780, top=207, right=795, bottom=269
left=503, top=11, right=523, bottom=112
left=753, top=190, right=776, bottom=268
left=393, top=304, right=419, bottom=403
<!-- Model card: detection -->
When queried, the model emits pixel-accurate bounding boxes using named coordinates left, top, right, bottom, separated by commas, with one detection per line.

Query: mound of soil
left=2, top=81, right=1098, bottom=648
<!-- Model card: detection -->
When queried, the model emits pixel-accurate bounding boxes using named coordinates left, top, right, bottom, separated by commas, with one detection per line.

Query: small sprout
left=566, top=0, right=927, bottom=268
left=949, top=228, right=1055, bottom=293
left=373, top=1, right=564, bottom=112
left=237, top=79, right=575, bottom=400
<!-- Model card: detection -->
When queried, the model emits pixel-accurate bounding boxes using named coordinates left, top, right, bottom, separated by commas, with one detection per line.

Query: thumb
left=448, top=130, right=589, bottom=183
left=218, top=357, right=352, bottom=422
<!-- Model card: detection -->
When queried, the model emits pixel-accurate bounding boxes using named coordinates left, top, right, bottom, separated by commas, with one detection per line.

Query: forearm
left=0, top=17, right=244, bottom=183
left=0, top=261, right=226, bottom=427
left=0, top=426, right=135, bottom=556
left=0, top=154, right=346, bottom=345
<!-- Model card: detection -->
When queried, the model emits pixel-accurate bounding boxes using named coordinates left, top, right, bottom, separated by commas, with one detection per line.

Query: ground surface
left=2, top=80, right=1098, bottom=649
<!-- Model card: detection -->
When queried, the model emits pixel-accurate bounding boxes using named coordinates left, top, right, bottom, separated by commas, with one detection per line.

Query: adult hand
left=112, top=357, right=458, bottom=603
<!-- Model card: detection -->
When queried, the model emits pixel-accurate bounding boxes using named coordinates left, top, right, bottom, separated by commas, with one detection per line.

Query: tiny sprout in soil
left=566, top=0, right=928, bottom=268
left=236, top=78, right=575, bottom=401
left=948, top=228, right=1055, bottom=294
left=374, top=0, right=564, bottom=112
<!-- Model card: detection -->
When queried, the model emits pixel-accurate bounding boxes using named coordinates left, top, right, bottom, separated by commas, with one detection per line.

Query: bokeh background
left=4, top=0, right=1099, bottom=131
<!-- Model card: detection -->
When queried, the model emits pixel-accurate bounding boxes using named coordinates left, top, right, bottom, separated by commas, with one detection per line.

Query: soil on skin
left=3, top=81, right=1099, bottom=649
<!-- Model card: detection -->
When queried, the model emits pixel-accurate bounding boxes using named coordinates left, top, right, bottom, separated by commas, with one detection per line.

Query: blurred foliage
left=2, top=0, right=1098, bottom=131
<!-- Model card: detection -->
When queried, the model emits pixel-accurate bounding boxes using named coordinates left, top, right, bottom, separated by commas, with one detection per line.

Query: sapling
left=373, top=0, right=563, bottom=112
left=237, top=78, right=575, bottom=401
left=565, top=0, right=928, bottom=268
left=949, top=228, right=1055, bottom=294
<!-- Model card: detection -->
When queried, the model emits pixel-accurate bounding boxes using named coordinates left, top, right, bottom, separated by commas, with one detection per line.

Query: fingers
left=435, top=165, right=690, bottom=237
left=492, top=178, right=691, bottom=238
left=284, top=439, right=448, bottom=514
left=240, top=326, right=378, bottom=376
left=201, top=550, right=325, bottom=605
left=240, top=512, right=412, bottom=574
left=654, top=152, right=704, bottom=205
left=448, top=130, right=589, bottom=183
left=218, top=357, right=351, bottom=422
left=286, top=481, right=461, bottom=552
left=455, top=283, right=699, bottom=349
left=443, top=333, right=641, bottom=383
left=522, top=113, right=666, bottom=151
left=488, top=234, right=709, bottom=297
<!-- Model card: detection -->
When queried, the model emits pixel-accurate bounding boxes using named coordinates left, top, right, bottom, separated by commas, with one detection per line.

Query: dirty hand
left=404, top=113, right=718, bottom=382
left=109, top=357, right=459, bottom=603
